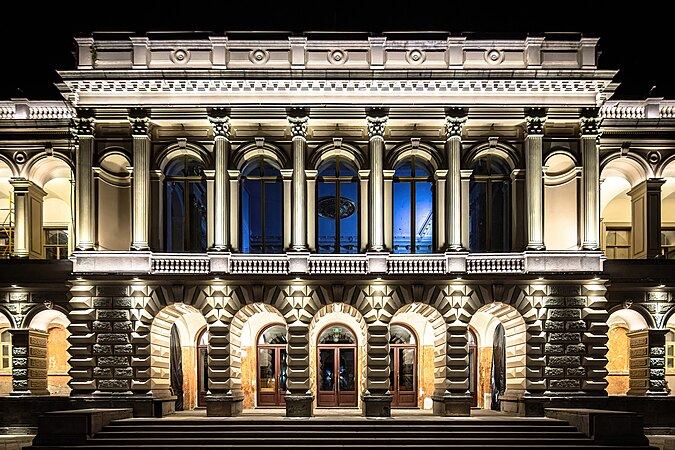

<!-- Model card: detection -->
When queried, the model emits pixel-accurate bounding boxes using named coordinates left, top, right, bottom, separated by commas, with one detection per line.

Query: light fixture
left=132, top=277, right=140, bottom=281
left=376, top=277, right=382, bottom=281
left=213, top=276, right=220, bottom=281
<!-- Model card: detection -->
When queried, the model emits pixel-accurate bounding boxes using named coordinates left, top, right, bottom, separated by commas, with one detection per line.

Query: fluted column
left=525, top=108, right=547, bottom=250
left=367, top=110, right=388, bottom=252
left=445, top=108, right=468, bottom=251
left=129, top=113, right=151, bottom=251
left=288, top=109, right=309, bottom=251
left=580, top=110, right=601, bottom=250
left=73, top=116, right=96, bottom=250
left=209, top=109, right=231, bottom=251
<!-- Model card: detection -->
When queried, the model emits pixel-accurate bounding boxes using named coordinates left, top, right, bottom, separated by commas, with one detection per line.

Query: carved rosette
left=128, top=116, right=151, bottom=137
left=445, top=114, right=468, bottom=139
left=209, top=116, right=231, bottom=138
left=288, top=115, right=309, bottom=139
left=525, top=108, right=548, bottom=136
left=366, top=115, right=388, bottom=139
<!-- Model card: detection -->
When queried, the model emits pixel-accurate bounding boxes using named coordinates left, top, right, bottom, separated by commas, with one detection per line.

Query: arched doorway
left=256, top=324, right=288, bottom=407
left=196, top=328, right=208, bottom=407
left=317, top=324, right=358, bottom=407
left=389, top=324, right=417, bottom=407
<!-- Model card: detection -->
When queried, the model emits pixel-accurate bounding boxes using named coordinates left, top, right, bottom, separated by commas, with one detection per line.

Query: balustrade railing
left=387, top=254, right=446, bottom=274
left=466, top=254, right=525, bottom=273
left=309, top=254, right=367, bottom=274
left=229, top=254, right=289, bottom=274
left=151, top=254, right=210, bottom=274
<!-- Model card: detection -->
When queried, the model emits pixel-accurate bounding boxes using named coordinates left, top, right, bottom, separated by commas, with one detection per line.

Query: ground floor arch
left=606, top=308, right=650, bottom=395
left=28, top=309, right=71, bottom=396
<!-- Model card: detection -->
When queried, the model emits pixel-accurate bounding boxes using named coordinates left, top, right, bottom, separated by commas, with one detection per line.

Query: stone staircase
left=27, top=416, right=658, bottom=449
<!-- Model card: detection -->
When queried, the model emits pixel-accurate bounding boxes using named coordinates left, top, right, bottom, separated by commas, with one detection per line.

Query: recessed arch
left=310, top=141, right=366, bottom=171
left=387, top=141, right=442, bottom=172
left=607, top=306, right=652, bottom=331
left=463, top=141, right=520, bottom=171
left=233, top=141, right=288, bottom=171
left=23, top=153, right=73, bottom=188
left=600, top=153, right=651, bottom=187
left=156, top=142, right=212, bottom=172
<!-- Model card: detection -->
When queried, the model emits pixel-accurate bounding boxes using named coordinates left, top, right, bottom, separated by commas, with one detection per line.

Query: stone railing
left=0, top=100, right=75, bottom=120
left=600, top=99, right=675, bottom=119
left=309, top=254, right=367, bottom=274
left=388, top=254, right=446, bottom=274
left=70, top=250, right=604, bottom=275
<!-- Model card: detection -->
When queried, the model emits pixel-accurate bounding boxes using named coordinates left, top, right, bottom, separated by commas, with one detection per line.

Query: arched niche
left=97, top=152, right=131, bottom=251
left=544, top=152, right=579, bottom=250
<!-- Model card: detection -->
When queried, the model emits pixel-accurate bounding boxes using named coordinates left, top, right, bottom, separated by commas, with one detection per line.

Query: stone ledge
left=32, top=408, right=132, bottom=446
left=545, top=407, right=649, bottom=446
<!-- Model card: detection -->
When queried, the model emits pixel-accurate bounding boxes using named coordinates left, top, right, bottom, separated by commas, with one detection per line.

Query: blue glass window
left=393, top=157, right=433, bottom=254
left=469, top=155, right=511, bottom=252
left=241, top=157, right=283, bottom=253
left=316, top=158, right=359, bottom=253
left=165, top=156, right=207, bottom=252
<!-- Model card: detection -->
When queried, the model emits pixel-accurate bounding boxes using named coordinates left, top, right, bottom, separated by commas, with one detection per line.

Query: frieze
left=9, top=292, right=28, bottom=302
left=648, top=292, right=669, bottom=302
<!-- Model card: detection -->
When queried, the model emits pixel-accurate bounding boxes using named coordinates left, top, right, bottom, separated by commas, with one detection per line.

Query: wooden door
left=390, top=346, right=417, bottom=407
left=257, top=345, right=287, bottom=407
left=317, top=345, right=357, bottom=407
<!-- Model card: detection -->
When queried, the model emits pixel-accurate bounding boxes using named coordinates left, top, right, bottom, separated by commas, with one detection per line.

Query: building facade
left=1, top=33, right=674, bottom=420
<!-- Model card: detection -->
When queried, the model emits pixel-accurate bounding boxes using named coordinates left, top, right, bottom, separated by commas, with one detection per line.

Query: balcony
left=70, top=250, right=604, bottom=276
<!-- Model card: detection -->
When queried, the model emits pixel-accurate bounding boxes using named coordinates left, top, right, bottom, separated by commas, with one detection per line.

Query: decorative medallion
left=406, top=49, right=425, bottom=64
left=13, top=151, right=27, bottom=165
left=170, top=49, right=190, bottom=64
left=648, top=151, right=661, bottom=165
left=485, top=49, right=504, bottom=65
left=329, top=50, right=347, bottom=64
left=249, top=49, right=269, bottom=64
left=317, top=196, right=356, bottom=219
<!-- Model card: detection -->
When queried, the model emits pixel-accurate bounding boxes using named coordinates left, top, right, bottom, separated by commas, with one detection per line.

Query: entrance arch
left=316, top=323, right=358, bottom=407
left=28, top=308, right=71, bottom=396
left=256, top=324, right=288, bottom=407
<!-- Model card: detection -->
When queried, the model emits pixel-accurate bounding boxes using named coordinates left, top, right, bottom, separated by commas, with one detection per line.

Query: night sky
left=0, top=2, right=671, bottom=100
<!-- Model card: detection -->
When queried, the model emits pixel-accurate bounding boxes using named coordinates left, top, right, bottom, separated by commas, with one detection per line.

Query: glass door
left=317, top=324, right=358, bottom=407
left=389, top=324, right=417, bottom=407
left=257, top=324, right=288, bottom=407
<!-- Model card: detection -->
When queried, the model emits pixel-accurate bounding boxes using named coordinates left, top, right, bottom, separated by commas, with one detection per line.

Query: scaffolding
left=1, top=197, right=13, bottom=259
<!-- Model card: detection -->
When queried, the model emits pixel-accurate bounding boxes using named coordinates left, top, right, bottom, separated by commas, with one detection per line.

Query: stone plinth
left=284, top=394, right=313, bottom=417
left=206, top=393, right=243, bottom=417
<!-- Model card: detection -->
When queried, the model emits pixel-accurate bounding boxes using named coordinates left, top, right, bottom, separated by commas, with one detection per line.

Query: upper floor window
left=165, top=156, right=207, bottom=252
left=241, top=156, right=283, bottom=253
left=317, top=158, right=359, bottom=254
left=393, top=157, right=433, bottom=254
left=44, top=228, right=68, bottom=260
left=469, top=155, right=511, bottom=252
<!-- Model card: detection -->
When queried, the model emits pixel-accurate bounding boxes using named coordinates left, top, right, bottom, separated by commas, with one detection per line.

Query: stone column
left=367, top=109, right=388, bottom=252
left=628, top=179, right=666, bottom=259
left=362, top=287, right=393, bottom=417
left=580, top=110, right=602, bottom=250
left=284, top=289, right=314, bottom=417
left=9, top=178, right=46, bottom=259
left=129, top=113, right=151, bottom=251
left=524, top=108, right=547, bottom=250
left=10, top=329, right=49, bottom=395
left=288, top=109, right=309, bottom=251
left=209, top=109, right=231, bottom=251
left=73, top=116, right=96, bottom=250
left=627, top=329, right=669, bottom=396
left=445, top=108, right=468, bottom=251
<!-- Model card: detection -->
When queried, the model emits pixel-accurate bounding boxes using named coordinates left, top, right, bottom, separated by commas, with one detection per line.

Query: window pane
left=319, top=349, right=335, bottom=391
left=339, top=349, right=355, bottom=391
left=258, top=348, right=276, bottom=391
left=317, top=181, right=337, bottom=254
left=339, top=181, right=358, bottom=254
left=242, top=178, right=262, bottom=253
left=188, top=181, right=207, bottom=252
left=393, top=181, right=411, bottom=253
left=491, top=180, right=510, bottom=252
left=399, top=348, right=415, bottom=391
left=469, top=181, right=487, bottom=252
left=394, top=160, right=412, bottom=177
left=415, top=181, right=433, bottom=253
left=264, top=180, right=283, bottom=253
left=166, top=181, right=185, bottom=252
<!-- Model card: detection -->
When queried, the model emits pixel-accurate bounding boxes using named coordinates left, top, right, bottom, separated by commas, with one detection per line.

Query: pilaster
left=627, top=329, right=669, bottom=396
left=367, top=109, right=387, bottom=252
left=444, top=108, right=468, bottom=251
left=209, top=109, right=231, bottom=251
left=284, top=287, right=314, bottom=417
left=361, top=286, right=393, bottom=417
left=129, top=111, right=151, bottom=251
left=628, top=178, right=666, bottom=259
left=73, top=115, right=96, bottom=250
left=524, top=108, right=547, bottom=250
left=580, top=109, right=602, bottom=250
left=9, top=178, right=46, bottom=259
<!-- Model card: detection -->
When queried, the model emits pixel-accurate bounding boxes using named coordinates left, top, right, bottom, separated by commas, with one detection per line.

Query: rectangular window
left=662, top=228, right=675, bottom=259
left=605, top=227, right=631, bottom=259
left=44, top=228, right=69, bottom=260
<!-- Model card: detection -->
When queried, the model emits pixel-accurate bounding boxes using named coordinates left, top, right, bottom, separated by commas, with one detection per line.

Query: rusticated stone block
left=113, top=297, right=133, bottom=308
left=13, top=358, right=28, bottom=368
left=114, top=367, right=133, bottom=378
left=13, top=379, right=28, bottom=389
left=650, top=380, right=668, bottom=389
left=12, top=347, right=27, bottom=356
left=549, top=285, right=581, bottom=296
left=650, top=368, right=665, bottom=378
left=113, top=322, right=133, bottom=332
left=545, top=367, right=564, bottom=377
left=114, top=344, right=133, bottom=355
left=650, top=358, right=665, bottom=368
left=548, top=309, right=581, bottom=320
left=97, top=286, right=128, bottom=296
left=549, top=333, right=581, bottom=343
left=566, top=320, right=587, bottom=331
left=93, top=367, right=112, bottom=378
left=545, top=344, right=564, bottom=354
left=93, top=344, right=112, bottom=355
left=543, top=297, right=565, bottom=307
left=97, top=333, right=129, bottom=344
left=98, top=379, right=130, bottom=390
left=549, top=379, right=580, bottom=389
left=565, top=344, right=586, bottom=354
left=93, top=297, right=112, bottom=308
left=92, top=321, right=112, bottom=332
left=544, top=321, right=565, bottom=331
left=549, top=356, right=581, bottom=367
left=97, top=310, right=129, bottom=321
left=12, top=368, right=28, bottom=377
left=651, top=347, right=666, bottom=357
left=98, top=356, right=129, bottom=367
left=566, top=367, right=586, bottom=377
left=565, top=297, right=587, bottom=307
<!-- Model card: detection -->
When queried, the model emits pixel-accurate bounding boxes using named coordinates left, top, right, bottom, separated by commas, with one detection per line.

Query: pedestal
left=284, top=394, right=313, bottom=417
left=206, top=393, right=243, bottom=417
left=361, top=393, right=392, bottom=417
left=432, top=394, right=472, bottom=417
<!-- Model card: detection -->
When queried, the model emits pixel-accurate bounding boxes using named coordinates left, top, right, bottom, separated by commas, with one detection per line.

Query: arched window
left=469, top=155, right=511, bottom=252
left=316, top=157, right=359, bottom=254
left=165, top=156, right=207, bottom=252
left=241, top=156, right=283, bottom=253
left=393, top=157, right=433, bottom=254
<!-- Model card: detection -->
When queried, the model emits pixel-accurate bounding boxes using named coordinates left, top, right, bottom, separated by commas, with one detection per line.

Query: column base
left=209, top=245, right=231, bottom=252
left=284, top=394, right=313, bottom=417
left=361, top=394, right=392, bottom=417
left=526, top=244, right=546, bottom=251
left=130, top=244, right=150, bottom=251
left=444, top=244, right=466, bottom=252
left=432, top=394, right=472, bottom=417
left=206, top=393, right=244, bottom=417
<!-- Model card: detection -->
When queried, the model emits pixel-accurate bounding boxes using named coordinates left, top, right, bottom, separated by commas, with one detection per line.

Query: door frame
left=256, top=323, right=288, bottom=407
left=316, top=323, right=358, bottom=408
left=468, top=327, right=478, bottom=408
left=389, top=323, right=418, bottom=408
left=196, top=327, right=208, bottom=408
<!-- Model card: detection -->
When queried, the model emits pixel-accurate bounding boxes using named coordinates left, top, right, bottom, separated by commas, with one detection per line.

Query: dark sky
left=0, top=2, right=670, bottom=100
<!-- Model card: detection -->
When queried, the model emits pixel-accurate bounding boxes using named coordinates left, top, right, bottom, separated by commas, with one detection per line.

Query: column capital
left=366, top=112, right=388, bottom=139
left=444, top=108, right=468, bottom=138
left=524, top=107, right=547, bottom=135
left=580, top=108, right=602, bottom=136
left=287, top=108, right=310, bottom=139
left=71, top=116, right=95, bottom=137
left=128, top=116, right=151, bottom=137
left=208, top=107, right=231, bottom=138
